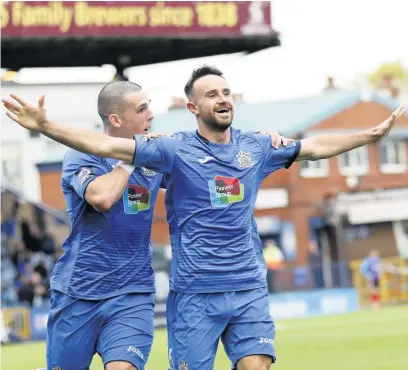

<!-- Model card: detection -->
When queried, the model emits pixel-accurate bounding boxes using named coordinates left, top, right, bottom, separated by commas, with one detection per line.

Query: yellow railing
left=350, top=257, right=408, bottom=306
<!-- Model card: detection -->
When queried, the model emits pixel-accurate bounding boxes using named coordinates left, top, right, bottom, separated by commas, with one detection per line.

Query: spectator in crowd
left=361, top=249, right=382, bottom=309
left=263, top=239, right=285, bottom=292
left=17, top=271, right=50, bottom=307
left=21, top=219, right=42, bottom=253
left=1, top=243, right=18, bottom=306
left=34, top=260, right=48, bottom=280
left=1, top=199, right=19, bottom=237
left=11, top=242, right=31, bottom=277
left=308, top=241, right=324, bottom=289
left=41, top=229, right=56, bottom=256
left=1, top=191, right=58, bottom=308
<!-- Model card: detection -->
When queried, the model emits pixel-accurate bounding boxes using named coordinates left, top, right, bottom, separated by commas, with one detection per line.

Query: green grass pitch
left=2, top=305, right=407, bottom=370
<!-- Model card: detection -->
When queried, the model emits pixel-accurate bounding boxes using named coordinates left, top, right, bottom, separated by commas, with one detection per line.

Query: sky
left=2, top=0, right=407, bottom=114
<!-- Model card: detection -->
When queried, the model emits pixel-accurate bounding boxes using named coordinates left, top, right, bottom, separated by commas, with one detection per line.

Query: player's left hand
left=371, top=105, right=405, bottom=141
left=256, top=129, right=295, bottom=149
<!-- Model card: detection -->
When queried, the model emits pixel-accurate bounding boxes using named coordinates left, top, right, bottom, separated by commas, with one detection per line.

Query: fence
left=266, top=262, right=353, bottom=293
left=350, top=257, right=408, bottom=306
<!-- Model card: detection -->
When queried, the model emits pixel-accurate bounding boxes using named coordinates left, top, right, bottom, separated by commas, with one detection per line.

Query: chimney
left=168, top=97, right=186, bottom=111
left=324, top=76, right=337, bottom=91
left=380, top=74, right=400, bottom=99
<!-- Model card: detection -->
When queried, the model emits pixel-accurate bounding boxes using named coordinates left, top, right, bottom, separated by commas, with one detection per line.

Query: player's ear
left=187, top=101, right=199, bottom=115
left=108, top=113, right=121, bottom=128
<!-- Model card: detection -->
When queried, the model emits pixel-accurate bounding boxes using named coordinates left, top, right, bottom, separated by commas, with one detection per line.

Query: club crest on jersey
left=142, top=166, right=156, bottom=176
left=236, top=151, right=252, bottom=168
left=178, top=361, right=188, bottom=370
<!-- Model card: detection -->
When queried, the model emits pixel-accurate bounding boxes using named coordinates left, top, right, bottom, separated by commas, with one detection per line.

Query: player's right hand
left=2, top=94, right=48, bottom=132
left=255, top=129, right=295, bottom=149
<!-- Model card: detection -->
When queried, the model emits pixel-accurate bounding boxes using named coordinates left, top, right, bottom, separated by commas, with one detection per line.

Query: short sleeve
left=132, top=135, right=180, bottom=174
left=256, top=135, right=301, bottom=177
left=62, top=150, right=109, bottom=199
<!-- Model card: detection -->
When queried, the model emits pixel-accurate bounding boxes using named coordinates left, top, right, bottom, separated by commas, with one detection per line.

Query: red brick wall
left=310, top=101, right=408, bottom=131
left=39, top=171, right=66, bottom=210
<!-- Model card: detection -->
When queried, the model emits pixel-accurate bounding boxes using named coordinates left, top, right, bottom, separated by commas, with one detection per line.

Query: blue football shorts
left=46, top=290, right=154, bottom=370
left=167, top=286, right=276, bottom=370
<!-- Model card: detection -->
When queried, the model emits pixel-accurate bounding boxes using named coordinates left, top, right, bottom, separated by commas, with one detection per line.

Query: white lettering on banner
left=321, top=296, right=348, bottom=314
left=33, top=314, right=48, bottom=330
left=267, top=288, right=358, bottom=321
left=269, top=301, right=307, bottom=320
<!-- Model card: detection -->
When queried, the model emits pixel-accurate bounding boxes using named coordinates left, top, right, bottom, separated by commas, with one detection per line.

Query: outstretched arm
left=39, top=120, right=135, bottom=163
left=3, top=94, right=136, bottom=163
left=296, top=105, right=405, bottom=161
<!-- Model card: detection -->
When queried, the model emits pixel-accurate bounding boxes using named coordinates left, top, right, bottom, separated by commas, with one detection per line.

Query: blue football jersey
left=133, top=129, right=301, bottom=293
left=251, top=216, right=268, bottom=280
left=51, top=149, right=163, bottom=299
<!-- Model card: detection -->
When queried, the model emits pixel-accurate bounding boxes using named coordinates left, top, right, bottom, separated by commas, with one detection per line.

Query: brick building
left=37, top=89, right=408, bottom=280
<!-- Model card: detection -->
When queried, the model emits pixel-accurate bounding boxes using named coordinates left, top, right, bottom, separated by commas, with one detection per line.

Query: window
left=300, top=159, right=329, bottom=178
left=338, top=146, right=369, bottom=175
left=344, top=224, right=372, bottom=242
left=379, top=140, right=407, bottom=174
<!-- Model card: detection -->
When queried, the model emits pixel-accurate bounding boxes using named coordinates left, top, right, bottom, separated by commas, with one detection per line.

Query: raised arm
left=296, top=105, right=405, bottom=161
left=2, top=94, right=136, bottom=163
